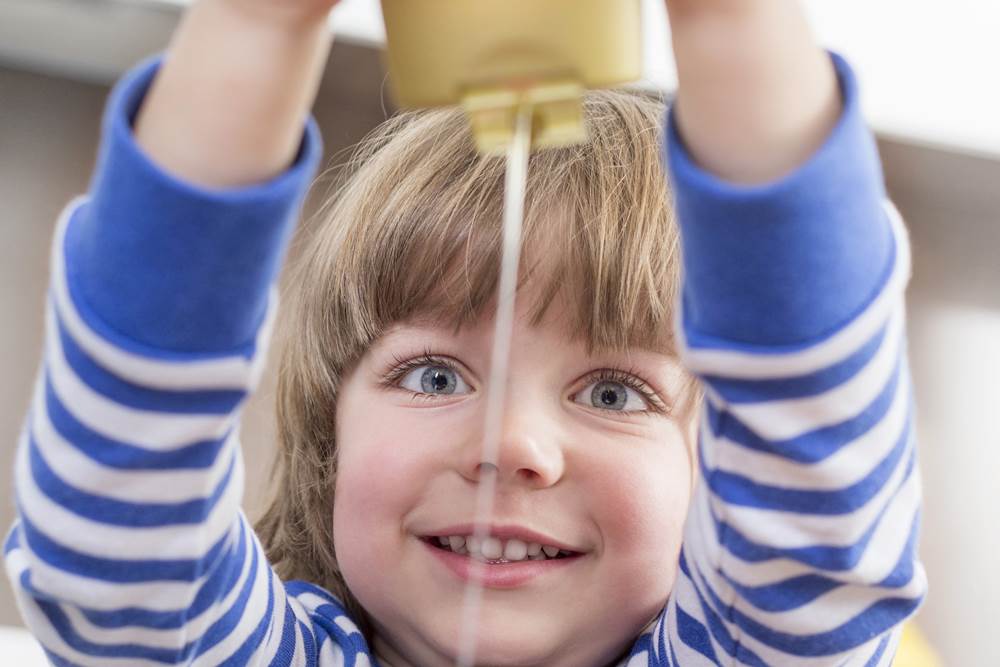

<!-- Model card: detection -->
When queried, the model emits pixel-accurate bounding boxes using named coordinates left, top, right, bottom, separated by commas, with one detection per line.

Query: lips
left=420, top=533, right=584, bottom=588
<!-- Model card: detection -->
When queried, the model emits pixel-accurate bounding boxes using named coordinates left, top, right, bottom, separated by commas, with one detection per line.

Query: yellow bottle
left=379, top=0, right=643, bottom=154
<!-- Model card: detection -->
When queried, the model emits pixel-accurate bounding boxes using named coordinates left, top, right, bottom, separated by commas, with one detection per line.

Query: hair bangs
left=321, top=94, right=680, bottom=357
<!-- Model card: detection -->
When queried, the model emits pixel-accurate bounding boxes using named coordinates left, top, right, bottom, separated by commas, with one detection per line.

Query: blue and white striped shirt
left=4, top=52, right=925, bottom=666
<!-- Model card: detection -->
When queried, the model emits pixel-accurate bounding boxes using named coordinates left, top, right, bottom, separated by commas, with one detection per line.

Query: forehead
left=383, top=278, right=678, bottom=365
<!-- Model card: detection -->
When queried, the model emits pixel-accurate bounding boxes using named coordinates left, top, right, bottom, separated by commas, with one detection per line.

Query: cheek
left=334, top=407, right=432, bottom=536
left=332, top=402, right=440, bottom=614
left=586, top=433, right=692, bottom=589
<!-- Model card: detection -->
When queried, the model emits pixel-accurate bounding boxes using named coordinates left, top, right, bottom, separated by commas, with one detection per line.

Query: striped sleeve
left=2, top=55, right=335, bottom=665
left=650, top=54, right=927, bottom=666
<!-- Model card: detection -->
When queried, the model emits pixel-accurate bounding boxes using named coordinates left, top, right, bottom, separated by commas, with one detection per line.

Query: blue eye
left=400, top=364, right=471, bottom=396
left=575, top=378, right=650, bottom=412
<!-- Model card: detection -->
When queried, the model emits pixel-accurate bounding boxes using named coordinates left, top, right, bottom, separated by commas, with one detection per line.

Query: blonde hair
left=255, top=88, right=697, bottom=626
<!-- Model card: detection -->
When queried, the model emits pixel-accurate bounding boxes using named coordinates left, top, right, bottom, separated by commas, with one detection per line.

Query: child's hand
left=665, top=0, right=839, bottom=184
left=135, top=0, right=338, bottom=188
left=223, top=0, right=343, bottom=26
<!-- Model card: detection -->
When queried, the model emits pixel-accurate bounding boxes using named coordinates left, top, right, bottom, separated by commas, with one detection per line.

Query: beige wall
left=1, top=46, right=998, bottom=665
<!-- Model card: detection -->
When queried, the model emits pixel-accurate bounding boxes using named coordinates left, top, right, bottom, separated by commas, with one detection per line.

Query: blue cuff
left=66, top=53, right=324, bottom=354
left=665, top=52, right=894, bottom=348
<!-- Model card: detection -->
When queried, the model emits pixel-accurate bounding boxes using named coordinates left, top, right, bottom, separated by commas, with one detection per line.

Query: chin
left=428, top=605, right=618, bottom=667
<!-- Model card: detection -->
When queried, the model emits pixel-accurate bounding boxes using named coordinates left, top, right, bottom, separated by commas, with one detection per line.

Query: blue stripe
left=285, top=580, right=343, bottom=607
left=33, top=596, right=183, bottom=663
left=723, top=572, right=842, bottom=613
left=214, top=558, right=275, bottom=665
left=69, top=520, right=251, bottom=630
left=657, top=610, right=670, bottom=667
left=44, top=371, right=230, bottom=470
left=877, top=515, right=920, bottom=588
left=4, top=523, right=20, bottom=556
left=41, top=647, right=80, bottom=667
left=675, top=600, right=718, bottom=663
left=705, top=357, right=902, bottom=464
left=298, top=618, right=318, bottom=666
left=626, top=630, right=655, bottom=666
left=715, top=579, right=917, bottom=657
left=184, top=524, right=264, bottom=662
left=267, top=599, right=300, bottom=666
left=864, top=632, right=893, bottom=666
left=29, top=429, right=235, bottom=528
left=25, top=525, right=261, bottom=663
left=55, top=310, right=247, bottom=414
left=18, top=510, right=230, bottom=583
left=703, top=409, right=912, bottom=514
left=678, top=554, right=769, bottom=666
left=311, top=602, right=370, bottom=664
left=684, top=552, right=919, bottom=658
left=711, top=452, right=917, bottom=570
left=703, top=322, right=889, bottom=404
left=668, top=641, right=682, bottom=667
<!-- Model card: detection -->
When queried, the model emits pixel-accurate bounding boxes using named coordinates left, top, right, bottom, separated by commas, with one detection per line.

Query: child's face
left=333, top=287, right=694, bottom=667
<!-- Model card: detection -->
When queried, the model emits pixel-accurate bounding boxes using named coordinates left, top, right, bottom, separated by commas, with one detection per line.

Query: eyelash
left=378, top=351, right=465, bottom=397
left=580, top=367, right=669, bottom=416
left=379, top=352, right=668, bottom=416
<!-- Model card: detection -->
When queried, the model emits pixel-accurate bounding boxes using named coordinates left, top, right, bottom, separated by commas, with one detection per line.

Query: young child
left=4, top=0, right=926, bottom=664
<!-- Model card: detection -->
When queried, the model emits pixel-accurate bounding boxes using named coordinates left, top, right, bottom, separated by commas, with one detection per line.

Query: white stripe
left=50, top=197, right=277, bottom=391
left=334, top=614, right=362, bottom=636
left=10, top=545, right=204, bottom=613
left=676, top=201, right=910, bottom=379
left=683, top=456, right=923, bottom=592
left=664, top=580, right=724, bottom=667
left=709, top=435, right=916, bottom=550
left=291, top=607, right=308, bottom=667
left=696, top=614, right=902, bottom=667
left=17, top=604, right=166, bottom=667
left=190, top=527, right=274, bottom=665
left=257, top=570, right=290, bottom=665
left=45, top=299, right=239, bottom=449
left=17, top=427, right=243, bottom=561
left=318, top=635, right=346, bottom=667
left=701, top=364, right=910, bottom=491
left=284, top=597, right=320, bottom=666
left=710, top=306, right=903, bottom=442
left=54, top=519, right=255, bottom=650
left=845, top=477, right=925, bottom=586
left=297, top=591, right=339, bottom=615
left=31, top=372, right=236, bottom=504
left=689, top=547, right=923, bottom=638
left=5, top=549, right=185, bottom=667
left=838, top=630, right=902, bottom=667
left=665, top=603, right=711, bottom=667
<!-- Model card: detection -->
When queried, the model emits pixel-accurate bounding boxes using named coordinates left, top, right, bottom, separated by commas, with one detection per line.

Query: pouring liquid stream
left=454, top=104, right=534, bottom=667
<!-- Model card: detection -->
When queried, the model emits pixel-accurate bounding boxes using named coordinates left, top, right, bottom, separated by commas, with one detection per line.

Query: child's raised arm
left=667, top=0, right=840, bottom=184
left=3, top=1, right=355, bottom=664
left=135, top=0, right=338, bottom=188
left=649, top=1, right=928, bottom=665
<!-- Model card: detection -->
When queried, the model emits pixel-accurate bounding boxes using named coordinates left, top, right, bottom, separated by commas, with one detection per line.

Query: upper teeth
left=434, top=535, right=571, bottom=562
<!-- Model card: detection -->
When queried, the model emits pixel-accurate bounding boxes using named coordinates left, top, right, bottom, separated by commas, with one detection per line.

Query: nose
left=458, top=394, right=565, bottom=489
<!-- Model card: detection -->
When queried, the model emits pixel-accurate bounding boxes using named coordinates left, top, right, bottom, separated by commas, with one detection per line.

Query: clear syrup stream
left=455, top=105, right=533, bottom=667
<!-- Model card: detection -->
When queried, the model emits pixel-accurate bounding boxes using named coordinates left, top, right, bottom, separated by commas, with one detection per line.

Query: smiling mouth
left=422, top=535, right=579, bottom=563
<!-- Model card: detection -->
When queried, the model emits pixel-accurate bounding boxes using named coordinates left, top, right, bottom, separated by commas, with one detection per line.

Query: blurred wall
left=2, top=43, right=999, bottom=666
